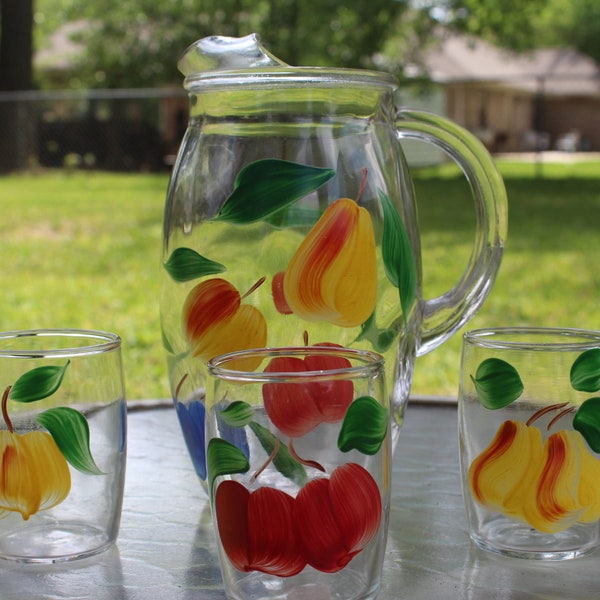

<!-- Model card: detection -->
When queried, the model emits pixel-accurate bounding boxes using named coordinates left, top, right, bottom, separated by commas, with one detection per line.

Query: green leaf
left=220, top=401, right=254, bottom=428
left=36, top=407, right=102, bottom=475
left=379, top=190, right=417, bottom=319
left=248, top=421, right=307, bottom=487
left=207, top=438, right=250, bottom=495
left=471, top=358, right=524, bottom=409
left=354, top=312, right=399, bottom=353
left=573, top=397, right=600, bottom=453
left=570, top=348, right=600, bottom=392
left=213, top=159, right=336, bottom=224
left=337, top=396, right=388, bottom=455
left=9, top=361, right=70, bottom=403
left=163, top=247, right=225, bottom=283
left=264, top=204, right=323, bottom=229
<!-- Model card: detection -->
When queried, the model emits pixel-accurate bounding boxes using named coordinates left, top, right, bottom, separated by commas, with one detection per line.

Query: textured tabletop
left=2, top=401, right=599, bottom=599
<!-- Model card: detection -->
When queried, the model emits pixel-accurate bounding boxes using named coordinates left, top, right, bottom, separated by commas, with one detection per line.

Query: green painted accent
left=471, top=358, right=524, bottom=409
left=220, top=401, right=254, bottom=428
left=213, top=159, right=336, bottom=224
left=379, top=190, right=417, bottom=319
left=570, top=348, right=600, bottom=393
left=207, top=438, right=250, bottom=495
left=355, top=312, right=399, bottom=353
left=36, top=407, right=102, bottom=475
left=337, top=395, right=388, bottom=455
left=248, top=422, right=307, bottom=487
left=163, top=247, right=226, bottom=282
left=573, top=397, right=600, bottom=453
left=9, top=361, right=70, bottom=403
left=264, top=204, right=323, bottom=229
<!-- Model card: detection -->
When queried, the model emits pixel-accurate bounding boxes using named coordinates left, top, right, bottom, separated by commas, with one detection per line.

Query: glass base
left=0, top=522, right=115, bottom=564
left=470, top=517, right=600, bottom=561
left=224, top=570, right=382, bottom=600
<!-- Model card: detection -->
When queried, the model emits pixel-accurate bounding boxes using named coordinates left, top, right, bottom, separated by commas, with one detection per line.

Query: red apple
left=262, top=344, right=353, bottom=438
left=215, top=480, right=306, bottom=577
left=294, top=463, right=382, bottom=573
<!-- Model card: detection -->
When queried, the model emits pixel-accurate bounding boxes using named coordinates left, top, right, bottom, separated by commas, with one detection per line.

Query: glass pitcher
left=160, top=34, right=507, bottom=482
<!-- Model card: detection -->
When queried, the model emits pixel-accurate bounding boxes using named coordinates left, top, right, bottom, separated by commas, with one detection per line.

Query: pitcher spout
left=177, top=33, right=288, bottom=76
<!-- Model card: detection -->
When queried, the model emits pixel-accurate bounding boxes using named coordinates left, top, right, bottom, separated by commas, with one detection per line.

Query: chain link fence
left=0, top=88, right=189, bottom=173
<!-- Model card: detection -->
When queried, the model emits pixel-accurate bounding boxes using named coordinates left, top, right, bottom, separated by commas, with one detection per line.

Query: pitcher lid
left=178, top=33, right=397, bottom=91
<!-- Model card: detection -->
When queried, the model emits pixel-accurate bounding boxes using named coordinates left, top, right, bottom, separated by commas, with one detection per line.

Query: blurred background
left=1, top=0, right=599, bottom=401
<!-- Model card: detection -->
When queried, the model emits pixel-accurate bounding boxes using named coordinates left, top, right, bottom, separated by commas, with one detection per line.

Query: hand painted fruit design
left=469, top=350, right=600, bottom=533
left=470, top=420, right=600, bottom=533
left=163, top=159, right=418, bottom=358
left=1, top=362, right=102, bottom=520
left=183, top=277, right=267, bottom=371
left=0, top=430, right=70, bottom=520
left=215, top=463, right=381, bottom=576
left=274, top=197, right=377, bottom=328
left=262, top=343, right=353, bottom=438
left=294, top=462, right=382, bottom=573
left=207, top=360, right=389, bottom=578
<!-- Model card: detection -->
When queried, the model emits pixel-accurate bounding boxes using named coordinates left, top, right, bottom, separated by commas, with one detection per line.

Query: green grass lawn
left=1, top=159, right=599, bottom=400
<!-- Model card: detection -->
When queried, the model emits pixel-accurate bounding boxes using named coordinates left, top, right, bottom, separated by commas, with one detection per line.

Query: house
left=418, top=33, right=600, bottom=152
left=28, top=25, right=600, bottom=171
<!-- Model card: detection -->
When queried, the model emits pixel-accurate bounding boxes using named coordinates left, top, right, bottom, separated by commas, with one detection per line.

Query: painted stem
left=289, top=439, right=325, bottom=472
left=2, top=386, right=13, bottom=433
left=241, top=276, right=266, bottom=300
left=174, top=373, right=189, bottom=402
left=526, top=402, right=569, bottom=427
left=547, top=406, right=577, bottom=431
left=250, top=437, right=280, bottom=484
left=356, top=168, right=368, bottom=203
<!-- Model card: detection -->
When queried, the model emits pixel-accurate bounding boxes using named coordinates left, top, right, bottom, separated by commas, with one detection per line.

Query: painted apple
left=294, top=462, right=382, bottom=573
left=262, top=343, right=353, bottom=438
left=183, top=277, right=267, bottom=370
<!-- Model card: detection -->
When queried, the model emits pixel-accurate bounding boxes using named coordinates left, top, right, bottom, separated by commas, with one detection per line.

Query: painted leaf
left=207, top=438, right=250, bottom=494
left=355, top=312, right=398, bottom=353
left=338, top=396, right=388, bottom=455
left=220, top=401, right=255, bottom=428
left=9, top=361, right=70, bottom=403
left=36, top=407, right=102, bottom=475
left=379, top=190, right=417, bottom=319
left=213, top=159, right=336, bottom=224
left=471, top=358, right=524, bottom=409
left=570, top=348, right=600, bottom=393
left=573, top=397, right=600, bottom=453
left=163, top=247, right=225, bottom=282
left=264, top=205, right=323, bottom=229
left=248, top=422, right=307, bottom=487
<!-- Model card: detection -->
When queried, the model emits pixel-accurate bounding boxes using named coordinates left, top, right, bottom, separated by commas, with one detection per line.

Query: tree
left=443, top=0, right=548, bottom=52
left=0, top=0, right=34, bottom=172
left=35, top=0, right=412, bottom=89
left=533, top=0, right=600, bottom=63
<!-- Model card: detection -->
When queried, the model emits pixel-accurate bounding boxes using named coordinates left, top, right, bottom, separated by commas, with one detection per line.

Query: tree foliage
left=34, top=0, right=412, bottom=89
left=25, top=0, right=600, bottom=90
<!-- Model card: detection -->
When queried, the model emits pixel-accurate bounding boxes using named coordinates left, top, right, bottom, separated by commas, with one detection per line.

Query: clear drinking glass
left=206, top=346, right=390, bottom=599
left=0, top=329, right=127, bottom=563
left=459, top=327, right=600, bottom=560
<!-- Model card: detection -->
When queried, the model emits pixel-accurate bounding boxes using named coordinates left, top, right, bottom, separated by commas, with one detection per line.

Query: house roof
left=424, top=33, right=600, bottom=97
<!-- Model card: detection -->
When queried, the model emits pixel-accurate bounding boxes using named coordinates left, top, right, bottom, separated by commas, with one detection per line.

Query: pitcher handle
left=396, top=109, right=508, bottom=356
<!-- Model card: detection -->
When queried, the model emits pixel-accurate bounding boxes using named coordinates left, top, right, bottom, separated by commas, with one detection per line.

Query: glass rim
left=184, top=66, right=398, bottom=92
left=207, top=346, right=385, bottom=382
left=464, top=327, right=600, bottom=351
left=0, top=328, right=122, bottom=358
